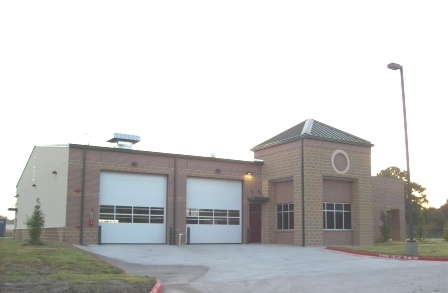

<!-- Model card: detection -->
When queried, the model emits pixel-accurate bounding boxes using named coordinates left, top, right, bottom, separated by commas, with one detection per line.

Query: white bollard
left=178, top=233, right=183, bottom=245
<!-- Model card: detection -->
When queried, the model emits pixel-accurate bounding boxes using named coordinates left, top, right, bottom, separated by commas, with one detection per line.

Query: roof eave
left=251, top=135, right=373, bottom=151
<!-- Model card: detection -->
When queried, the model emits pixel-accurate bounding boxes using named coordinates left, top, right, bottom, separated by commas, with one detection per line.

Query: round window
left=331, top=150, right=349, bottom=174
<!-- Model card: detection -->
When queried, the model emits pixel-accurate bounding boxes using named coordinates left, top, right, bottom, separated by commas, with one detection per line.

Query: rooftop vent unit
left=107, top=133, right=140, bottom=149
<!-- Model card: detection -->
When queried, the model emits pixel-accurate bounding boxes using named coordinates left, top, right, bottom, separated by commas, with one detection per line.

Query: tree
left=24, top=198, right=45, bottom=245
left=423, top=207, right=445, bottom=238
left=377, top=166, right=429, bottom=240
left=440, top=199, right=448, bottom=220
left=376, top=166, right=428, bottom=209
left=443, top=222, right=448, bottom=241
left=416, top=210, right=425, bottom=241
left=379, top=210, right=392, bottom=242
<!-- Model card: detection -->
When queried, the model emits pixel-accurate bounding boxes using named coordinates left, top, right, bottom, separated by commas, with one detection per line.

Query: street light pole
left=387, top=62, right=417, bottom=254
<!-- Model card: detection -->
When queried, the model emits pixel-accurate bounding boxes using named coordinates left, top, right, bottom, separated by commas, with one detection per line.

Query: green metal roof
left=251, top=119, right=373, bottom=151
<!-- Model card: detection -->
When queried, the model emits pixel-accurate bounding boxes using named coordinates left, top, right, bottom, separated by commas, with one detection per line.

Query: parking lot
left=75, top=244, right=448, bottom=293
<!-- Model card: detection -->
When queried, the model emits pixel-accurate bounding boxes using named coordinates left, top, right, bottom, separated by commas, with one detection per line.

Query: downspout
left=172, top=155, right=177, bottom=245
left=300, top=119, right=313, bottom=247
left=301, top=138, right=305, bottom=247
left=79, top=146, right=87, bottom=245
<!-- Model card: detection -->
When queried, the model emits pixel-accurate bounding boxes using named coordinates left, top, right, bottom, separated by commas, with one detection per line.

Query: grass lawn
left=0, top=238, right=156, bottom=293
left=332, top=239, right=448, bottom=257
left=4, top=230, right=13, bottom=237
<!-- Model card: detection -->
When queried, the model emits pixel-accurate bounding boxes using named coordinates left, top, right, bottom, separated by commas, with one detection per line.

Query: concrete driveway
left=74, top=244, right=447, bottom=293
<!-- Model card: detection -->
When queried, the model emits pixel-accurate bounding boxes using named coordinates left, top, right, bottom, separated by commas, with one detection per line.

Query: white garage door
left=99, top=172, right=167, bottom=244
left=186, top=177, right=242, bottom=244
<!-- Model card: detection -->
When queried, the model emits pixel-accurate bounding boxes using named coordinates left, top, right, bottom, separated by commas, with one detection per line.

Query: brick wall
left=304, top=139, right=373, bottom=246
left=14, top=227, right=98, bottom=244
left=273, top=180, right=294, bottom=244
left=255, top=138, right=373, bottom=246
left=371, top=176, right=405, bottom=242
left=254, top=140, right=301, bottom=245
left=323, top=230, right=354, bottom=245
left=323, top=179, right=353, bottom=245
left=63, top=145, right=262, bottom=245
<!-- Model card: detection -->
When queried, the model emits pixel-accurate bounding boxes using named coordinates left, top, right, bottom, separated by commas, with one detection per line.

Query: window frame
left=276, top=203, right=294, bottom=230
left=99, top=205, right=165, bottom=224
left=322, top=202, right=352, bottom=230
left=186, top=208, right=240, bottom=225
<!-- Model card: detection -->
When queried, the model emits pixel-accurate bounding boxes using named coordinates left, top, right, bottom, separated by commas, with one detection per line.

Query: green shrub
left=443, top=222, right=448, bottom=241
left=24, top=198, right=45, bottom=245
left=380, top=210, right=391, bottom=242
left=416, top=210, right=425, bottom=241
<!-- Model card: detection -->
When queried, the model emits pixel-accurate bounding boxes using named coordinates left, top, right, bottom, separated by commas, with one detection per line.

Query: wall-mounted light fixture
left=246, top=172, right=252, bottom=175
left=131, top=162, right=138, bottom=167
left=52, top=171, right=57, bottom=174
left=32, top=184, right=36, bottom=187
left=215, top=168, right=221, bottom=173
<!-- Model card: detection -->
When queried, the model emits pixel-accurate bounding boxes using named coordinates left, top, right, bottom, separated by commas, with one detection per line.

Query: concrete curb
left=326, top=247, right=448, bottom=261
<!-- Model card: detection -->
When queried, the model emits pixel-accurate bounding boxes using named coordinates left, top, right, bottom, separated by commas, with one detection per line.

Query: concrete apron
left=74, top=244, right=448, bottom=293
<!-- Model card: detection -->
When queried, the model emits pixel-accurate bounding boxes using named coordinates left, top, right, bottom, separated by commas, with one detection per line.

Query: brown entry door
left=249, top=204, right=262, bottom=243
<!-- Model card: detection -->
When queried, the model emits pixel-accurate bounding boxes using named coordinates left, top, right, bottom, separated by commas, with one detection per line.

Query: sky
left=1, top=1, right=447, bottom=219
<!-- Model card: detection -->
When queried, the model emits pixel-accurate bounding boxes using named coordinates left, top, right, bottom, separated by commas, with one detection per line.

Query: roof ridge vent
left=301, top=119, right=314, bottom=135
left=107, top=133, right=140, bottom=149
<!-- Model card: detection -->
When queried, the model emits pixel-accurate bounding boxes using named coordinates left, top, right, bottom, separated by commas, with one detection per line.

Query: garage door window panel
left=100, top=205, right=115, bottom=214
left=228, top=210, right=240, bottom=225
left=214, top=210, right=227, bottom=225
left=116, top=206, right=132, bottom=214
left=199, top=209, right=213, bottom=224
left=186, top=208, right=240, bottom=225
left=99, top=205, right=164, bottom=224
left=133, top=215, right=149, bottom=223
left=186, top=209, right=199, bottom=224
left=116, top=215, right=132, bottom=223
left=99, top=214, right=115, bottom=223
left=134, top=207, right=149, bottom=214
left=99, top=205, right=115, bottom=223
left=150, top=207, right=164, bottom=224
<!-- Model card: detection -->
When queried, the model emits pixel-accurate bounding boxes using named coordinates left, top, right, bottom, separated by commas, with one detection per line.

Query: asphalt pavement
left=74, top=243, right=448, bottom=293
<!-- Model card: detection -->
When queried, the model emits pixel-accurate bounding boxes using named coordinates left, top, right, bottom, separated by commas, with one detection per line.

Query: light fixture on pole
left=387, top=62, right=417, bottom=255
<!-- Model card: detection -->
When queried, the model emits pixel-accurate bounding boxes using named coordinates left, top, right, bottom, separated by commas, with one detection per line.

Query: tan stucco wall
left=16, top=146, right=69, bottom=229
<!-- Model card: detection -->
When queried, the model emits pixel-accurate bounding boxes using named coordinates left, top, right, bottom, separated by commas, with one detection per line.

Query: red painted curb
left=326, top=247, right=448, bottom=261
left=150, top=279, right=163, bottom=293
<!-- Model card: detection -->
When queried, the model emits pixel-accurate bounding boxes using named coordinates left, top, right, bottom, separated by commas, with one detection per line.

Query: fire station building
left=13, top=119, right=405, bottom=246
